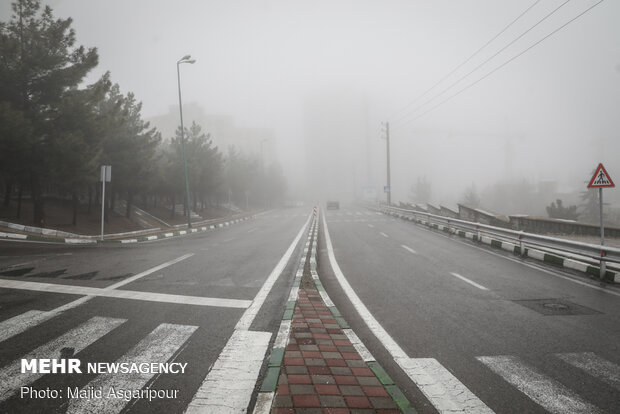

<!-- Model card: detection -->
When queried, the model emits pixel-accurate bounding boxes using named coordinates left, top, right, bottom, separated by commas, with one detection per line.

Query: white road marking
left=401, top=245, right=416, bottom=254
left=343, top=329, right=375, bottom=362
left=477, top=355, right=602, bottom=414
left=185, top=330, right=272, bottom=414
left=273, top=320, right=292, bottom=349
left=0, top=280, right=251, bottom=308
left=414, top=222, right=620, bottom=298
left=450, top=272, right=489, bottom=291
left=0, top=310, right=53, bottom=343
left=0, top=316, right=126, bottom=402
left=0, top=254, right=194, bottom=342
left=367, top=224, right=374, bottom=228
left=322, top=213, right=492, bottom=413
left=67, top=323, right=197, bottom=414
left=235, top=213, right=311, bottom=330
left=380, top=232, right=389, bottom=238
left=399, top=358, right=494, bottom=413
left=556, top=352, right=620, bottom=390
left=322, top=213, right=407, bottom=360
left=253, top=391, right=275, bottom=414
left=247, top=227, right=258, bottom=233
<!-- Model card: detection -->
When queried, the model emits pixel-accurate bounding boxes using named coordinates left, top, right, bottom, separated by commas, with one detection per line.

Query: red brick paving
left=271, top=288, right=399, bottom=413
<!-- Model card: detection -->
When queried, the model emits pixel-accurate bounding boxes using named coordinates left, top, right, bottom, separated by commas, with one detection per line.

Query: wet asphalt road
left=0, top=208, right=309, bottom=414
left=319, top=205, right=620, bottom=414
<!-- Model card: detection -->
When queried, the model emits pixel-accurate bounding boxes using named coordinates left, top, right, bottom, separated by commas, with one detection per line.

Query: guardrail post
left=476, top=225, right=481, bottom=242
left=519, top=232, right=525, bottom=257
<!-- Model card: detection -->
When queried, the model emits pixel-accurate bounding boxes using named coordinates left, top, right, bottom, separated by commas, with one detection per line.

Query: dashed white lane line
left=0, top=316, right=126, bottom=402
left=450, top=272, right=489, bottom=291
left=247, top=227, right=258, bottom=233
left=67, top=323, right=197, bottom=414
left=477, top=355, right=602, bottom=414
left=380, top=232, right=389, bottom=238
left=401, top=245, right=416, bottom=254
left=367, top=224, right=374, bottom=228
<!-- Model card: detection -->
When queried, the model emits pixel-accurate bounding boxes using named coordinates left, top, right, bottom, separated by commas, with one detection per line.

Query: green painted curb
left=268, top=348, right=285, bottom=367
left=282, top=308, right=294, bottom=320
left=285, top=300, right=296, bottom=310
left=335, top=316, right=349, bottom=329
left=260, top=366, right=281, bottom=392
left=329, top=306, right=342, bottom=318
left=367, top=361, right=394, bottom=386
left=543, top=253, right=564, bottom=266
left=385, top=384, right=418, bottom=414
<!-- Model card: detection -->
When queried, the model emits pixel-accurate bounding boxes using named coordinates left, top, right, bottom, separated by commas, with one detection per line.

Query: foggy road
left=1, top=205, right=619, bottom=413
left=319, top=205, right=620, bottom=414
left=0, top=208, right=309, bottom=413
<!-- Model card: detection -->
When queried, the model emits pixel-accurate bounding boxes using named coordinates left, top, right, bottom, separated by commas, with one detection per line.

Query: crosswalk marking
left=185, top=330, right=271, bottom=414
left=0, top=316, right=126, bottom=403
left=397, top=357, right=494, bottom=413
left=0, top=310, right=52, bottom=343
left=477, top=355, right=602, bottom=414
left=66, top=323, right=197, bottom=414
left=556, top=352, right=620, bottom=390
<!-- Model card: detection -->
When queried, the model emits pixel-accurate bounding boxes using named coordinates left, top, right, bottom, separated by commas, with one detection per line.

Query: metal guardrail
left=377, top=205, right=620, bottom=269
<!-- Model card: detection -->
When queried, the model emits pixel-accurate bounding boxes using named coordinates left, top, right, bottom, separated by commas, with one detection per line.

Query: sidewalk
left=273, top=288, right=402, bottom=413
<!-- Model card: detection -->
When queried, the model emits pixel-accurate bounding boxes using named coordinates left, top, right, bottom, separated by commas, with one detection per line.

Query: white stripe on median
left=185, top=330, right=272, bottom=414
left=477, top=355, right=602, bottom=414
left=450, top=272, right=489, bottom=291
left=0, top=316, right=126, bottom=402
left=556, top=352, right=620, bottom=390
left=67, top=323, right=197, bottom=414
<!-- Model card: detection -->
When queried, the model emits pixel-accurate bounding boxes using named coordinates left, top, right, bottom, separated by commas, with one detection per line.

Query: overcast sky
left=2, top=0, right=619, bottom=206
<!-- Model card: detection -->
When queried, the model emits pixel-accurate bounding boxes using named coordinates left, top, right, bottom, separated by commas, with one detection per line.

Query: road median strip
left=254, top=212, right=416, bottom=413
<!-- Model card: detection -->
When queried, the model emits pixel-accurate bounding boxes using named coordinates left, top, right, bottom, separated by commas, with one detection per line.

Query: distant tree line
left=0, top=0, right=286, bottom=226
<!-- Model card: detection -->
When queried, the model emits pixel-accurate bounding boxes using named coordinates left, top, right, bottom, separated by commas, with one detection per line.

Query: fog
left=4, top=0, right=619, bottom=216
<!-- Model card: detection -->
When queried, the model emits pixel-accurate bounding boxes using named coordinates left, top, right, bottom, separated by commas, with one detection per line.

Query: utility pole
left=384, top=122, right=391, bottom=206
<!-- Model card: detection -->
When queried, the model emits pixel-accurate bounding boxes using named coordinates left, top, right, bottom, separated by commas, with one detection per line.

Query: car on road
left=326, top=201, right=340, bottom=210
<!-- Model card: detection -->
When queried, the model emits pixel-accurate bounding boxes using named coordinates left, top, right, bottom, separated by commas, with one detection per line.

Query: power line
left=390, top=0, right=541, bottom=124
left=397, top=0, right=605, bottom=129
left=394, top=0, right=572, bottom=126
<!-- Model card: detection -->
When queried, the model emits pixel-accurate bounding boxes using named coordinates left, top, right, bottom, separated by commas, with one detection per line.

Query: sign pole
left=599, top=187, right=605, bottom=281
left=587, top=163, right=614, bottom=283
left=101, top=173, right=106, bottom=241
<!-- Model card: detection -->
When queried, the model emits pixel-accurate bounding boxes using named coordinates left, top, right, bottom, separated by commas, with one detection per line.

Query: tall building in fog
left=303, top=88, right=375, bottom=203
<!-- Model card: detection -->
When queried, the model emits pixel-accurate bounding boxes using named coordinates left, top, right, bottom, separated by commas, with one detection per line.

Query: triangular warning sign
left=588, top=163, right=615, bottom=188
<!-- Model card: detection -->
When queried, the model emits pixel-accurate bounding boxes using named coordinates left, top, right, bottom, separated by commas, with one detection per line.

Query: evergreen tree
left=0, top=0, right=99, bottom=225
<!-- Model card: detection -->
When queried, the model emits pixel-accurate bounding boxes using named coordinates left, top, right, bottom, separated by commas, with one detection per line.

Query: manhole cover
left=512, top=298, right=601, bottom=316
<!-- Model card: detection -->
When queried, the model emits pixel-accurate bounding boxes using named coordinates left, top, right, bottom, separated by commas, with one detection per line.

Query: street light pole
left=177, top=54, right=195, bottom=229
left=382, top=122, right=391, bottom=206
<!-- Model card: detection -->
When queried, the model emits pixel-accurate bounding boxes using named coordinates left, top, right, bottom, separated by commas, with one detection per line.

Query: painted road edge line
left=322, top=211, right=492, bottom=413
left=310, top=212, right=417, bottom=413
